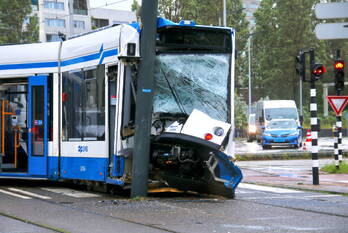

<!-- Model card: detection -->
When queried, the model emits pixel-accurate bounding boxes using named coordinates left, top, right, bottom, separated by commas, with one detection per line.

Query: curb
left=242, top=181, right=348, bottom=195
left=236, top=150, right=348, bottom=161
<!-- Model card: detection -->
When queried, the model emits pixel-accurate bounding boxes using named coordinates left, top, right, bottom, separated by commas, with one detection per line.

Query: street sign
left=315, top=23, right=348, bottom=40
left=315, top=2, right=348, bottom=19
left=327, top=96, right=348, bottom=116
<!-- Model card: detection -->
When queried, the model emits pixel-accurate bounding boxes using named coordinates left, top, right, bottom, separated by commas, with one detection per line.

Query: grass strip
left=321, top=161, right=348, bottom=174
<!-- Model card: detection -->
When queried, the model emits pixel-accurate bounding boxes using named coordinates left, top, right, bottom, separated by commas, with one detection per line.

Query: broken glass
left=153, top=53, right=230, bottom=122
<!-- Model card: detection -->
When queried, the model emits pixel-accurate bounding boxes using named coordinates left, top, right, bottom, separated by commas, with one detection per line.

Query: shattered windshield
left=153, top=53, right=230, bottom=122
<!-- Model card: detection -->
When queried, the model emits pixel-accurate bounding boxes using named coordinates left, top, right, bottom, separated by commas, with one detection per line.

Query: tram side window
left=62, top=65, right=105, bottom=141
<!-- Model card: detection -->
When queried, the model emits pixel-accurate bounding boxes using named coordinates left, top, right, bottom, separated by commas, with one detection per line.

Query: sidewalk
left=238, top=159, right=348, bottom=195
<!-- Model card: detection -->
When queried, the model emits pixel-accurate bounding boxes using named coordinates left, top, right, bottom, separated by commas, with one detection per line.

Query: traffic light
left=312, top=63, right=326, bottom=80
left=295, top=52, right=305, bottom=81
left=334, top=59, right=344, bottom=92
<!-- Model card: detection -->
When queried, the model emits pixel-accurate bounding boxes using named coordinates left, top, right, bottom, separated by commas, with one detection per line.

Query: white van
left=255, top=100, right=299, bottom=141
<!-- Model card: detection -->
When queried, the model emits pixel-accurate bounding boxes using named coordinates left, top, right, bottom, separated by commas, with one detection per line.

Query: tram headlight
left=213, top=127, right=224, bottom=137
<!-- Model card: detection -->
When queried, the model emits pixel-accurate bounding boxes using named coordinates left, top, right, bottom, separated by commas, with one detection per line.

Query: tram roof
left=0, top=24, right=139, bottom=77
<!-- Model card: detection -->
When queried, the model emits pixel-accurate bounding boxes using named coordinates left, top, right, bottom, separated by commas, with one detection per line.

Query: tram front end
left=147, top=19, right=242, bottom=197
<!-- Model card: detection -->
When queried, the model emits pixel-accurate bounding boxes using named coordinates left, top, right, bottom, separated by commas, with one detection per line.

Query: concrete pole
left=131, top=0, right=158, bottom=198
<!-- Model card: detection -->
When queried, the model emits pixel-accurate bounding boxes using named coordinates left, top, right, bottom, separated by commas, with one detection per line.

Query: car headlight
left=263, top=133, right=272, bottom=137
left=248, top=125, right=256, bottom=133
left=288, top=132, right=298, bottom=136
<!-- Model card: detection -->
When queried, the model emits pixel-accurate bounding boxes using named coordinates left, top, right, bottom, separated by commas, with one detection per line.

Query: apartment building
left=31, top=0, right=136, bottom=42
left=243, top=0, right=260, bottom=29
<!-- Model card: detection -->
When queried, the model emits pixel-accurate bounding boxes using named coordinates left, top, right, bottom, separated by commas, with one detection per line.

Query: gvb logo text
left=78, top=146, right=88, bottom=153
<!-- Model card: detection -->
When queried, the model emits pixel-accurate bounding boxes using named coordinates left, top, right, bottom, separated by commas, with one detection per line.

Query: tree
left=0, top=0, right=39, bottom=44
left=131, top=0, right=141, bottom=20
left=251, top=0, right=324, bottom=103
left=158, top=0, right=181, bottom=22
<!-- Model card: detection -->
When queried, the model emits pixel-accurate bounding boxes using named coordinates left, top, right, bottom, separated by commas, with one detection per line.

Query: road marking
left=239, top=183, right=303, bottom=193
left=8, top=188, right=51, bottom=199
left=236, top=190, right=253, bottom=194
left=305, top=194, right=341, bottom=198
left=0, top=189, right=32, bottom=199
left=337, top=180, right=348, bottom=184
left=242, top=194, right=342, bottom=200
left=242, top=196, right=300, bottom=200
left=41, top=188, right=101, bottom=198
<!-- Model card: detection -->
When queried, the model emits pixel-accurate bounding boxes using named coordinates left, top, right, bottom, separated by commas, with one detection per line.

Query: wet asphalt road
left=0, top=179, right=347, bottom=233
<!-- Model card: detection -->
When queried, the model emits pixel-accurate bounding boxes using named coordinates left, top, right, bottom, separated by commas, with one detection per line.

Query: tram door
left=28, top=75, right=48, bottom=176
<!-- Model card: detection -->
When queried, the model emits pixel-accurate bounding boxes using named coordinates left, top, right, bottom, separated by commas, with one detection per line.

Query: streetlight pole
left=223, top=0, right=227, bottom=26
left=248, top=36, right=252, bottom=115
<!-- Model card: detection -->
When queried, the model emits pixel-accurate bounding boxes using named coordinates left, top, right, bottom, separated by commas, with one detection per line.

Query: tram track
left=0, top=186, right=180, bottom=233
left=0, top=211, right=69, bottom=233
left=3, top=181, right=348, bottom=233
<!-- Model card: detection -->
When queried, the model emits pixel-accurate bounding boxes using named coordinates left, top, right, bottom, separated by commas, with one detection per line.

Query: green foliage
left=321, top=161, right=348, bottom=174
left=131, top=0, right=141, bottom=19
left=235, top=93, right=248, bottom=128
left=252, top=0, right=320, bottom=101
left=0, top=0, right=38, bottom=44
left=251, top=0, right=348, bottom=106
left=301, top=107, right=347, bottom=129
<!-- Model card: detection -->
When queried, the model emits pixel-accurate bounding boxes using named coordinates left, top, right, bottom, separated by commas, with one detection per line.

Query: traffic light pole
left=131, top=0, right=158, bottom=198
left=310, top=49, right=319, bottom=185
left=335, top=49, right=343, bottom=168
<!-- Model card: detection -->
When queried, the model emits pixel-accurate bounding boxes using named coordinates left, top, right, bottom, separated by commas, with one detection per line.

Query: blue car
left=261, top=119, right=302, bottom=149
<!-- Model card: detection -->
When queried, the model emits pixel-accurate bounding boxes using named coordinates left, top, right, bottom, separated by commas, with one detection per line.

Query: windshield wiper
left=160, top=66, right=187, bottom=116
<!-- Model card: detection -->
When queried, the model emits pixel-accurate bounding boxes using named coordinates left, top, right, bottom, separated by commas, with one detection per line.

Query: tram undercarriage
left=150, top=135, right=242, bottom=198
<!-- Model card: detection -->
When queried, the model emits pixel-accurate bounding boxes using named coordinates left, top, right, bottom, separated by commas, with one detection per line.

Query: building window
left=250, top=4, right=259, bottom=9
left=31, top=0, right=38, bottom=11
left=91, top=18, right=109, bottom=29
left=112, top=21, right=128, bottom=25
left=73, top=0, right=88, bottom=15
left=46, top=34, right=61, bottom=42
left=73, top=20, right=85, bottom=29
left=45, top=18, right=65, bottom=27
left=44, top=1, right=64, bottom=10
left=23, top=17, right=30, bottom=25
left=62, top=65, right=105, bottom=141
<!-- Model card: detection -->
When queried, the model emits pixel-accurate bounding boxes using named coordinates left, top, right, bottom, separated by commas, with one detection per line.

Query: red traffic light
left=313, top=64, right=326, bottom=76
left=334, top=60, right=344, bottom=70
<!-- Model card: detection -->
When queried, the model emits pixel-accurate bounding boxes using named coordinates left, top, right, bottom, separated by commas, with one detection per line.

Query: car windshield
left=265, top=108, right=298, bottom=121
left=267, top=120, right=297, bottom=129
left=153, top=53, right=230, bottom=122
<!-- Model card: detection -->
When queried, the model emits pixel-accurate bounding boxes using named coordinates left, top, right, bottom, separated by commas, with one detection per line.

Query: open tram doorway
left=0, top=75, right=50, bottom=176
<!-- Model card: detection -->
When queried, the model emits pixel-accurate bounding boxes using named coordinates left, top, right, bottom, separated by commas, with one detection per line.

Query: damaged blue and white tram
left=0, top=18, right=242, bottom=197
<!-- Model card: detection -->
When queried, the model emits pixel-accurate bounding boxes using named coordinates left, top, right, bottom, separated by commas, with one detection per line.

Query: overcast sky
left=89, top=0, right=140, bottom=11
